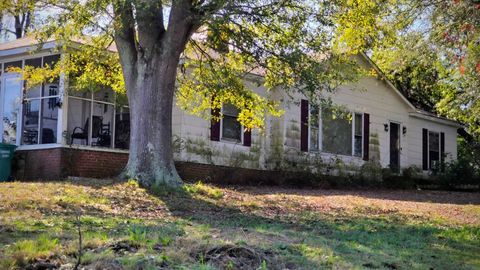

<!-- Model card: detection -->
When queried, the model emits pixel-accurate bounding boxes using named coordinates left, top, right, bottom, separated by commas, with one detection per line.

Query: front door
left=389, top=122, right=400, bottom=172
left=0, top=73, right=23, bottom=144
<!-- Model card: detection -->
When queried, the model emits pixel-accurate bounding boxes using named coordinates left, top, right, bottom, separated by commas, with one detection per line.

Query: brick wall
left=14, top=147, right=128, bottom=180
left=14, top=147, right=308, bottom=185
left=61, top=148, right=128, bottom=178
left=14, top=148, right=63, bottom=180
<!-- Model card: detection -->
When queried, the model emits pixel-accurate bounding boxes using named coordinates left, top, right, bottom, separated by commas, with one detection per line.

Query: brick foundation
left=14, top=147, right=128, bottom=180
left=14, top=147, right=304, bottom=185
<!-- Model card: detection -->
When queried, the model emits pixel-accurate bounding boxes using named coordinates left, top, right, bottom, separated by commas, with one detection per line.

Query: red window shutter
left=300, top=99, right=309, bottom=152
left=210, top=107, right=220, bottom=141
left=243, top=129, right=251, bottom=147
left=440, top=132, right=445, bottom=172
left=422, top=128, right=428, bottom=170
left=363, top=113, right=370, bottom=161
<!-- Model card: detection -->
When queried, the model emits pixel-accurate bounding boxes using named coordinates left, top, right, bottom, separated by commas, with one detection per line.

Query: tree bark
left=123, top=53, right=183, bottom=188
left=113, top=0, right=197, bottom=188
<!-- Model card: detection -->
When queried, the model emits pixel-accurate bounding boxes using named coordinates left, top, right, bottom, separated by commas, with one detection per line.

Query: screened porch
left=0, top=54, right=130, bottom=151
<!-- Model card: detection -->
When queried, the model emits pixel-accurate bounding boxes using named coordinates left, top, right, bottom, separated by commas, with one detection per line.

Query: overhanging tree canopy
left=336, top=0, right=479, bottom=134
left=14, top=0, right=370, bottom=187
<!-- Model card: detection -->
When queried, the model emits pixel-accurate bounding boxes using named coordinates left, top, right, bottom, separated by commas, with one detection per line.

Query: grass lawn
left=0, top=179, right=479, bottom=270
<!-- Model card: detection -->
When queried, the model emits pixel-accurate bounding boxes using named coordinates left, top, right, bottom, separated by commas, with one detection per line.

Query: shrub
left=359, top=160, right=383, bottom=186
left=441, top=159, right=480, bottom=186
left=402, top=166, right=422, bottom=179
left=440, top=137, right=480, bottom=187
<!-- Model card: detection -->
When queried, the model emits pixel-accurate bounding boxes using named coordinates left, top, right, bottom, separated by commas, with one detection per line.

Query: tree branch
left=113, top=0, right=138, bottom=92
left=134, top=0, right=165, bottom=57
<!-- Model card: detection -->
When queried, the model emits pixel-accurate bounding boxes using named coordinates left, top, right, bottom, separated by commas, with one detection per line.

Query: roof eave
left=409, top=112, right=463, bottom=128
left=0, top=40, right=58, bottom=58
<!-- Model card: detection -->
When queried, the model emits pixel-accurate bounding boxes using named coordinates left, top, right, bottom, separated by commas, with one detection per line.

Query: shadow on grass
left=150, top=185, right=480, bottom=269
left=228, top=185, right=480, bottom=205
left=4, top=179, right=477, bottom=269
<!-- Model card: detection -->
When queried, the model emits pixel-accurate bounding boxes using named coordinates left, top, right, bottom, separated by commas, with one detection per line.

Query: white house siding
left=329, top=76, right=413, bottom=169
left=173, top=56, right=460, bottom=173
left=173, top=76, right=278, bottom=171
left=407, top=116, right=458, bottom=167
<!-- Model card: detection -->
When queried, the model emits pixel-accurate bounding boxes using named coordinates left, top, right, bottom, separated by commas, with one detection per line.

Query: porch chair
left=70, top=116, right=103, bottom=145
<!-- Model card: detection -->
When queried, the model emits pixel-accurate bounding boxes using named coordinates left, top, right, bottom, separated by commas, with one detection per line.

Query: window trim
left=22, top=83, right=60, bottom=145
left=307, top=104, right=321, bottom=152
left=308, top=104, right=364, bottom=158
left=67, top=90, right=123, bottom=149
left=220, top=104, right=244, bottom=144
left=352, top=112, right=364, bottom=157
left=427, top=130, right=441, bottom=170
left=0, top=54, right=64, bottom=146
left=0, top=72, right=23, bottom=145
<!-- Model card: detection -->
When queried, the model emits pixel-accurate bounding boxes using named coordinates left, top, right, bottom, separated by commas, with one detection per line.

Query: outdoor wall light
left=384, top=123, right=389, bottom=132
left=403, top=126, right=407, bottom=135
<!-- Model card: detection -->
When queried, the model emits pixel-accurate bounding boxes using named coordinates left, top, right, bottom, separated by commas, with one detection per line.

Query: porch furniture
left=93, top=123, right=111, bottom=147
left=70, top=116, right=103, bottom=145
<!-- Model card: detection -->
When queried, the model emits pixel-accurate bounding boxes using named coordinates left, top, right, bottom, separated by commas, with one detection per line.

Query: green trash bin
left=0, top=143, right=17, bottom=181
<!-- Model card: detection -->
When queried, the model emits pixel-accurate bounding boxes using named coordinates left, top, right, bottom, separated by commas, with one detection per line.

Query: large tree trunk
left=122, top=53, right=184, bottom=188
left=113, top=0, right=197, bottom=188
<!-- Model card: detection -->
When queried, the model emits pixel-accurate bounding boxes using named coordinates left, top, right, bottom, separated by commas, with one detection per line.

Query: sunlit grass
left=0, top=180, right=478, bottom=269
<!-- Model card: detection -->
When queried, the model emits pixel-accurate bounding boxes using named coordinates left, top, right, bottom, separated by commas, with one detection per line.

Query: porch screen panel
left=40, top=84, right=59, bottom=144
left=322, top=108, right=352, bottom=155
left=92, top=101, right=114, bottom=148
left=68, top=97, right=91, bottom=145
left=22, top=100, right=41, bottom=144
left=115, top=107, right=130, bottom=149
left=20, top=55, right=61, bottom=145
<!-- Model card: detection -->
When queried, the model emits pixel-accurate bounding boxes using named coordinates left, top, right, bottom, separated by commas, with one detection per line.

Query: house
left=0, top=37, right=461, bottom=182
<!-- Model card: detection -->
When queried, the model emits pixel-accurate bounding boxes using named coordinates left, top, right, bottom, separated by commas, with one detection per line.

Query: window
left=1, top=74, right=22, bottom=144
left=428, top=131, right=440, bottom=169
left=22, top=84, right=60, bottom=144
left=309, top=106, right=363, bottom=157
left=20, top=56, right=61, bottom=145
left=322, top=108, right=352, bottom=155
left=67, top=88, right=129, bottom=149
left=221, top=104, right=242, bottom=142
left=354, top=113, right=363, bottom=157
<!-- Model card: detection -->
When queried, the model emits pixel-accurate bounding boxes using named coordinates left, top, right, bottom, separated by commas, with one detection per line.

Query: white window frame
left=307, top=103, right=322, bottom=152
left=220, top=104, right=243, bottom=144
left=22, top=83, right=61, bottom=145
left=427, top=130, right=441, bottom=170
left=21, top=54, right=61, bottom=145
left=0, top=71, right=23, bottom=145
left=0, top=54, right=66, bottom=147
left=308, top=104, right=364, bottom=158
left=67, top=91, right=118, bottom=148
left=352, top=112, right=364, bottom=157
